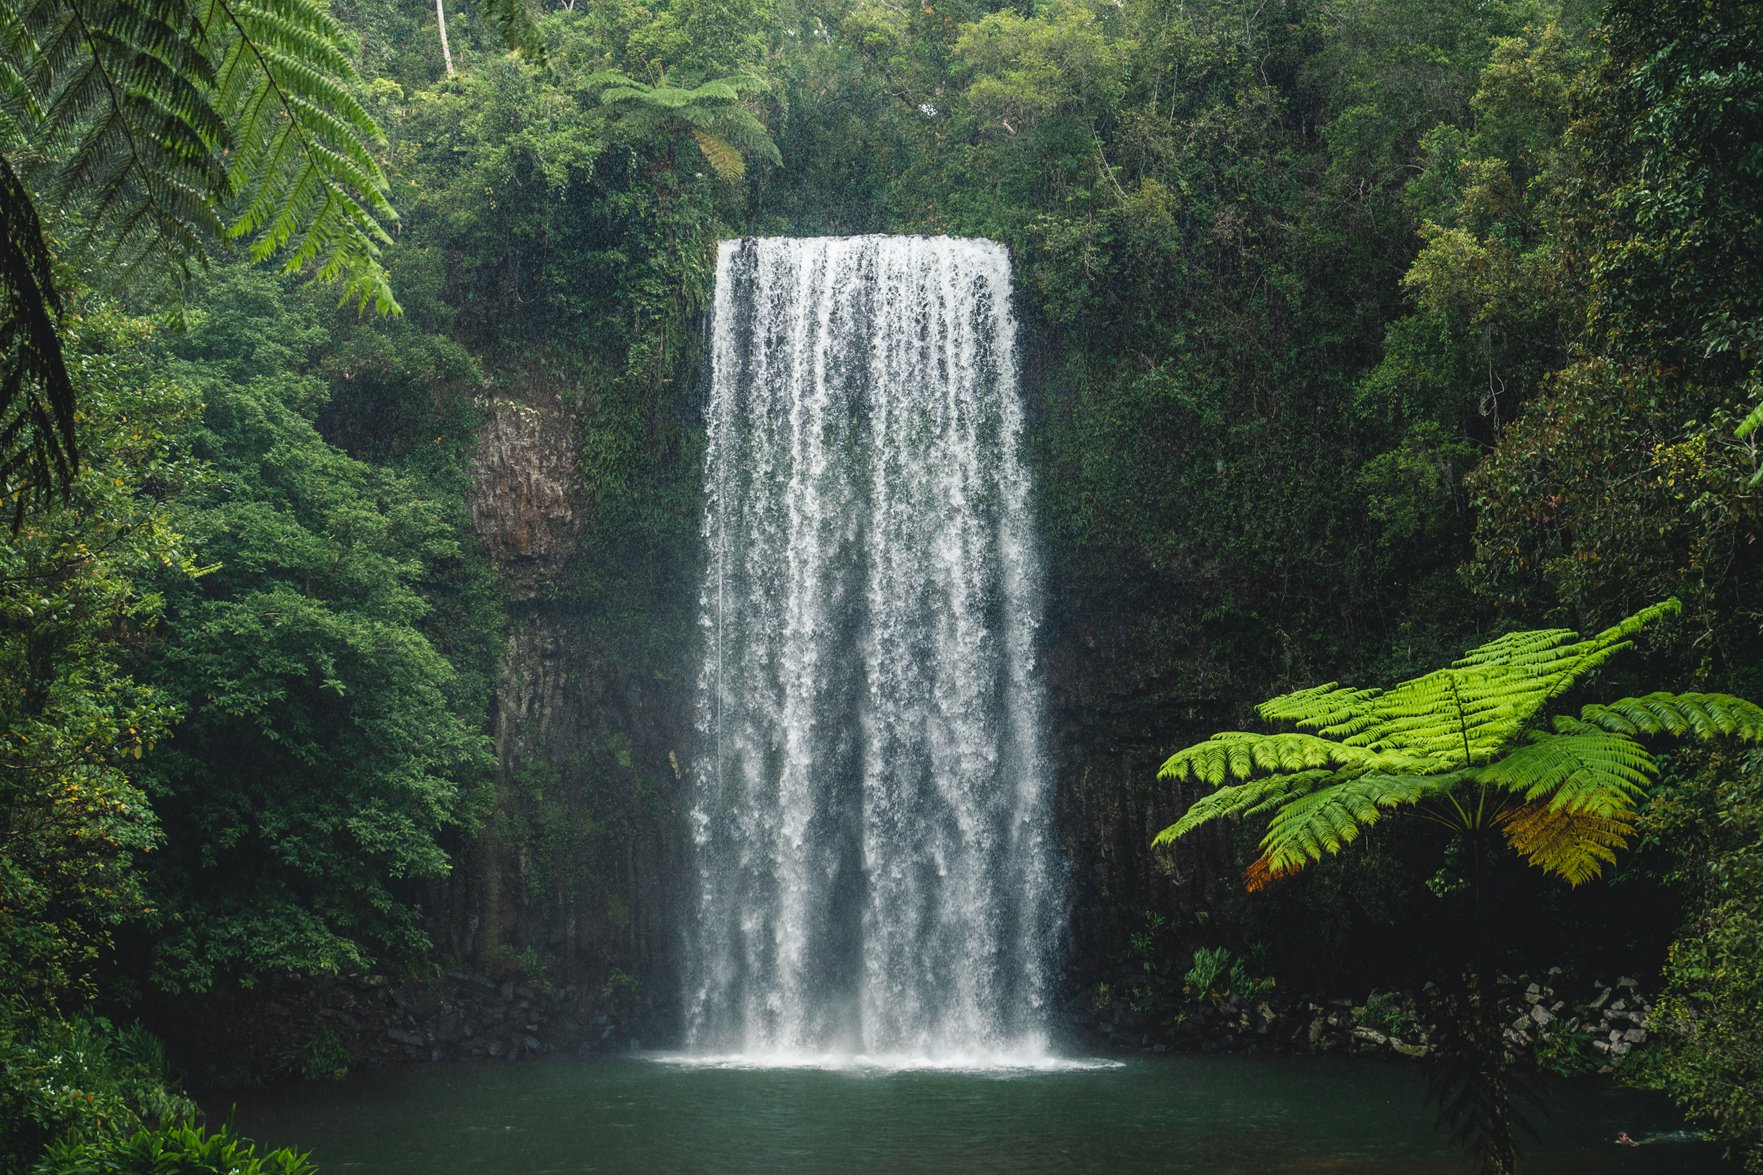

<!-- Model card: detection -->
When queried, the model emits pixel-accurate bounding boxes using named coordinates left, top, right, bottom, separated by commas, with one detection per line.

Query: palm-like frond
left=1, top=0, right=443, bottom=500
left=1154, top=599, right=1763, bottom=889
left=0, top=154, right=74, bottom=518
left=1151, top=770, right=1329, bottom=847
left=207, top=0, right=397, bottom=311
left=1253, top=599, right=1682, bottom=769
left=690, top=127, right=745, bottom=180
left=1157, top=731, right=1423, bottom=786
left=1257, top=773, right=1435, bottom=875
left=1474, top=730, right=1655, bottom=811
left=25, top=0, right=229, bottom=298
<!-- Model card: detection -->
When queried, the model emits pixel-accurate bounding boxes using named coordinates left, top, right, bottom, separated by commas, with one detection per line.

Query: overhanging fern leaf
left=0, top=155, right=75, bottom=519
left=210, top=0, right=398, bottom=312
left=2, top=0, right=414, bottom=498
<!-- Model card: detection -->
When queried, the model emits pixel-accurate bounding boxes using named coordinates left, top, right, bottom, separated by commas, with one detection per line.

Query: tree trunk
left=436, top=0, right=455, bottom=76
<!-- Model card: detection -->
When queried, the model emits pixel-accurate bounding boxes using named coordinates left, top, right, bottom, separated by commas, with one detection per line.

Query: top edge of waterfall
left=715, top=233, right=1009, bottom=254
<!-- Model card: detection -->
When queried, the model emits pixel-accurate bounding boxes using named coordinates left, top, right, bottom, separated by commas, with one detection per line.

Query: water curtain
left=688, top=236, right=1057, bottom=1060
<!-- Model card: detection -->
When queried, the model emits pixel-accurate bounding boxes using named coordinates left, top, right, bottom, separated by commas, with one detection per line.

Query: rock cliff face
left=449, top=391, right=688, bottom=1038
left=467, top=398, right=581, bottom=595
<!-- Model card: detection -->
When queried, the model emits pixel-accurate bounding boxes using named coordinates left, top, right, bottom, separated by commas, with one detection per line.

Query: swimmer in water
left=1615, top=1132, right=1641, bottom=1147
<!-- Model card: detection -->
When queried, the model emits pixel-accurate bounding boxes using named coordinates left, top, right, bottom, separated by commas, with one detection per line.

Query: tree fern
left=587, top=71, right=780, bottom=182
left=1156, top=600, right=1762, bottom=1174
left=1155, top=598, right=1763, bottom=886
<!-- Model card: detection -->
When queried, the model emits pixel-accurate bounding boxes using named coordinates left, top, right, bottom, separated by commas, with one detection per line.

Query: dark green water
left=214, top=1053, right=1727, bottom=1174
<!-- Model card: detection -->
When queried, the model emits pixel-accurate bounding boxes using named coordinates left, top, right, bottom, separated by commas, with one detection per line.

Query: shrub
left=33, top=1122, right=315, bottom=1175
left=0, top=1009, right=194, bottom=1172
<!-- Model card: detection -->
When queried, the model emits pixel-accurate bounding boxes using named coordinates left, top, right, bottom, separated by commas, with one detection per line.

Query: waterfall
left=686, top=235, right=1058, bottom=1062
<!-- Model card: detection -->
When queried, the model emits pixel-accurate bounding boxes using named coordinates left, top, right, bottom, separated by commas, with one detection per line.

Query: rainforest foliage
left=1, top=0, right=1761, bottom=1167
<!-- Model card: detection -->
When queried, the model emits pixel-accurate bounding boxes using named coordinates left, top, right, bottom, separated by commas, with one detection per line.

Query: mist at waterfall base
left=683, top=236, right=1058, bottom=1067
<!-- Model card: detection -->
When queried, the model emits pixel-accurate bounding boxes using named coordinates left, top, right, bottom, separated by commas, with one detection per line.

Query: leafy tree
left=1456, top=3, right=1763, bottom=679
left=1590, top=0, right=1763, bottom=443
left=137, top=270, right=491, bottom=993
left=1637, top=749, right=1763, bottom=1170
left=0, top=309, right=201, bottom=1013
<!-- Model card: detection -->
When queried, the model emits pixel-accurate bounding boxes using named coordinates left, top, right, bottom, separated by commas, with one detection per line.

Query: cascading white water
left=685, top=235, right=1059, bottom=1063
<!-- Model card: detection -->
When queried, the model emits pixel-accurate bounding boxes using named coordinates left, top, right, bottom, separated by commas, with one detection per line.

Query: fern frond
left=1157, top=731, right=1421, bottom=787
left=1497, top=801, right=1633, bottom=886
left=1255, top=682, right=1380, bottom=736
left=1473, top=730, right=1655, bottom=812
left=1257, top=774, right=1433, bottom=874
left=208, top=0, right=398, bottom=312
left=27, top=0, right=229, bottom=301
left=0, top=154, right=75, bottom=517
left=591, top=68, right=779, bottom=182
left=1577, top=691, right=1763, bottom=741
left=1153, top=598, right=1741, bottom=892
left=1454, top=600, right=1677, bottom=702
left=1151, top=771, right=1330, bottom=847
left=0, top=5, right=47, bottom=135
left=690, top=128, right=743, bottom=180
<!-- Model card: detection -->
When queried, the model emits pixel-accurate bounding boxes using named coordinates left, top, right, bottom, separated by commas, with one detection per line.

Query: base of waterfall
left=650, top=1048, right=1122, bottom=1075
left=213, top=1052, right=1717, bottom=1173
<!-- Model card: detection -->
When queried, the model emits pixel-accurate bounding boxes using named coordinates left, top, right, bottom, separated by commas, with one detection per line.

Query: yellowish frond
left=691, top=128, right=745, bottom=180
left=1498, top=802, right=1634, bottom=886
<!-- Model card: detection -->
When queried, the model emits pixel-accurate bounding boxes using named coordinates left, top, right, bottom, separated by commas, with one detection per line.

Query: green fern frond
left=209, top=0, right=398, bottom=312
left=589, top=68, right=779, bottom=181
left=1257, top=774, right=1432, bottom=874
left=1152, top=599, right=1734, bottom=891
left=1151, top=771, right=1330, bottom=847
left=0, top=6, right=44, bottom=132
left=28, top=0, right=229, bottom=298
left=1156, top=731, right=1422, bottom=786
left=1577, top=691, right=1763, bottom=741
left=690, top=127, right=743, bottom=180
left=1256, top=682, right=1380, bottom=735
left=1473, top=730, right=1655, bottom=814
